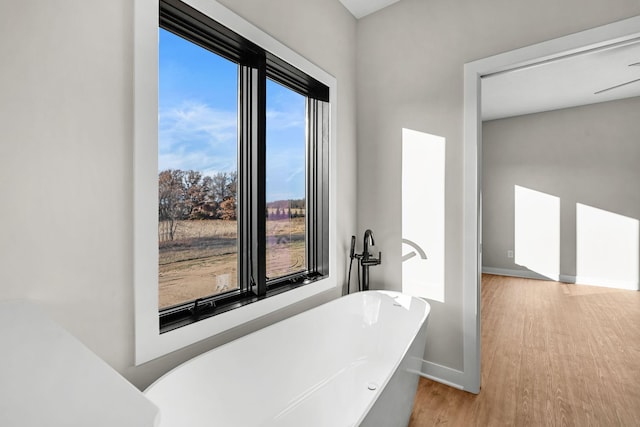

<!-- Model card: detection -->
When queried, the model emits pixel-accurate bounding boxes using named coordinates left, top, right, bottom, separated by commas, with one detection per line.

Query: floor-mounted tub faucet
left=360, top=229, right=381, bottom=291
left=347, top=230, right=382, bottom=293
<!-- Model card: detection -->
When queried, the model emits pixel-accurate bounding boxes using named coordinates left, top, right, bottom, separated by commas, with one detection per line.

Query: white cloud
left=266, top=109, right=305, bottom=131
left=158, top=97, right=306, bottom=199
left=159, top=101, right=237, bottom=173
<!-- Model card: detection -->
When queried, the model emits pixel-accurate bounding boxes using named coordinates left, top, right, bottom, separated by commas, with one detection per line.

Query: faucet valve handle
left=361, top=252, right=382, bottom=266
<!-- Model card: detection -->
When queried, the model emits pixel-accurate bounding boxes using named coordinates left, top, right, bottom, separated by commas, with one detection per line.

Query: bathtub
left=144, top=291, right=430, bottom=426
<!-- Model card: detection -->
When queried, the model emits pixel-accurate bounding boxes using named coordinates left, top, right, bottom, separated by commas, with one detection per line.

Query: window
left=158, top=27, right=240, bottom=311
left=134, top=0, right=336, bottom=365
left=156, top=0, right=330, bottom=333
left=266, top=79, right=307, bottom=280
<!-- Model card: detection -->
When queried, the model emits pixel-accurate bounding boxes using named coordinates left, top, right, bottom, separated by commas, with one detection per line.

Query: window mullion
left=240, top=59, right=267, bottom=298
left=306, top=98, right=316, bottom=274
left=239, top=65, right=252, bottom=296
left=255, top=57, right=267, bottom=297
left=307, top=99, right=330, bottom=276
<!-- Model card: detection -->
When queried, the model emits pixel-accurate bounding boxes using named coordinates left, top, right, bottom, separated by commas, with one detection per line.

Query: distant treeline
left=267, top=199, right=305, bottom=220
left=159, top=169, right=237, bottom=222
left=159, top=169, right=237, bottom=240
left=159, top=168, right=305, bottom=240
left=267, top=199, right=305, bottom=210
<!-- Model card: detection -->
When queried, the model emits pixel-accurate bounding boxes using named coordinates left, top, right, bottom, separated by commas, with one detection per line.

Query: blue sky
left=159, top=28, right=306, bottom=202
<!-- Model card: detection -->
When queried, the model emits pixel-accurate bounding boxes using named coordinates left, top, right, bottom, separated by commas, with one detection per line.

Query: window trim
left=134, top=0, right=337, bottom=365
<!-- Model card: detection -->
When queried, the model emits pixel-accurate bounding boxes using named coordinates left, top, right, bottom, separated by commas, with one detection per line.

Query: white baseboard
left=415, top=360, right=466, bottom=391
left=482, top=267, right=639, bottom=291
left=563, top=274, right=638, bottom=291
left=482, top=267, right=551, bottom=281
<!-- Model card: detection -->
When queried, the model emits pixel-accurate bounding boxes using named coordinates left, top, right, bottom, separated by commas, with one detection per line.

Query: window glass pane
left=158, top=28, right=239, bottom=309
left=266, top=79, right=307, bottom=279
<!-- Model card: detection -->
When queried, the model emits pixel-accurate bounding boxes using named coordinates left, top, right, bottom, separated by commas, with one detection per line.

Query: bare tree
left=194, top=175, right=217, bottom=219
left=158, top=169, right=185, bottom=241
left=158, top=169, right=239, bottom=234
left=226, top=171, right=237, bottom=201
left=212, top=172, right=229, bottom=203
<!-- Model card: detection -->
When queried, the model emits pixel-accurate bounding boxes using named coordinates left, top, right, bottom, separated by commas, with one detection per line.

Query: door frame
left=462, top=15, right=640, bottom=393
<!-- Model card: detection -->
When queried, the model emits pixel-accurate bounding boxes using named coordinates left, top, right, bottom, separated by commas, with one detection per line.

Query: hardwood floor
left=408, top=274, right=640, bottom=426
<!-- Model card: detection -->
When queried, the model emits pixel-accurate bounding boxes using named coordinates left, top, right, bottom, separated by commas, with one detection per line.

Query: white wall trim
left=462, top=61, right=481, bottom=394
left=464, top=15, right=640, bottom=394
left=569, top=275, right=638, bottom=290
left=133, top=0, right=338, bottom=365
left=482, top=267, right=554, bottom=281
left=417, top=360, right=466, bottom=391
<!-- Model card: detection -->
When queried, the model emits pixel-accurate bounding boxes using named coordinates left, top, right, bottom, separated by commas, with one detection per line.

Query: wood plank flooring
left=408, top=274, right=640, bottom=426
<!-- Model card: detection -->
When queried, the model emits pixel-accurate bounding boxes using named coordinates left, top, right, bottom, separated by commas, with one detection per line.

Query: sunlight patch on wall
left=514, top=185, right=560, bottom=280
left=576, top=203, right=639, bottom=290
left=401, top=128, right=445, bottom=302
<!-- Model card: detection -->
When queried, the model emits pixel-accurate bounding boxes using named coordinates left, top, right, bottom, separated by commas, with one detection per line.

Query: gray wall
left=482, top=97, right=640, bottom=281
left=0, top=0, right=356, bottom=390
left=356, top=0, right=640, bottom=371
left=3, top=0, right=640, bottom=393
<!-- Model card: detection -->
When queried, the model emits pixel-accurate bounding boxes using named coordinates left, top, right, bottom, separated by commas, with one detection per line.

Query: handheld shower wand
left=347, top=236, right=357, bottom=294
left=349, top=235, right=356, bottom=260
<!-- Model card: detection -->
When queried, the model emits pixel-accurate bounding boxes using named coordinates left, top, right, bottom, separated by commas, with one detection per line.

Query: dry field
left=159, top=218, right=306, bottom=308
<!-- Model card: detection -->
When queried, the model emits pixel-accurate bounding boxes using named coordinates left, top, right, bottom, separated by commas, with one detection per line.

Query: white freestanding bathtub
left=145, top=291, right=430, bottom=426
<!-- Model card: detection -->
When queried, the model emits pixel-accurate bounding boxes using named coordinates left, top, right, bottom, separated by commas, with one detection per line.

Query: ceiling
left=338, top=0, right=400, bottom=19
left=482, top=39, right=640, bottom=121
left=337, top=1, right=640, bottom=120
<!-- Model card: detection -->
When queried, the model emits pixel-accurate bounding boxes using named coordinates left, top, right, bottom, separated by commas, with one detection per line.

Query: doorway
left=462, top=15, right=640, bottom=393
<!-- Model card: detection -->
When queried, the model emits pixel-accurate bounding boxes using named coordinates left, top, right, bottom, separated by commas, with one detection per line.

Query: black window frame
left=158, top=0, right=329, bottom=333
